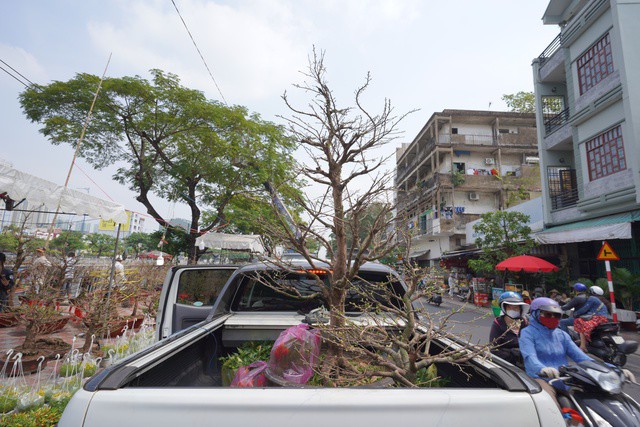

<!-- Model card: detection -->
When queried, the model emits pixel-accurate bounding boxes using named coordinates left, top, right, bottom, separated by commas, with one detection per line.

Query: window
left=451, top=128, right=458, bottom=134
left=234, top=271, right=404, bottom=312
left=577, top=33, right=614, bottom=95
left=586, top=125, right=626, bottom=181
left=177, top=268, right=236, bottom=306
left=453, top=162, right=465, bottom=173
left=498, top=129, right=510, bottom=134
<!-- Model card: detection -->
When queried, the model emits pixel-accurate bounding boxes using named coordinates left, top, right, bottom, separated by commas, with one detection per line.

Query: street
left=418, top=296, right=640, bottom=401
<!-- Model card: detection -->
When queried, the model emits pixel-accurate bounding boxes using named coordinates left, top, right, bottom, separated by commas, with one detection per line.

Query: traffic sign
left=597, top=241, right=620, bottom=261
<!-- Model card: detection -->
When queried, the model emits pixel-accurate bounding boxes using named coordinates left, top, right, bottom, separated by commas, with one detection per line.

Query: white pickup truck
left=58, top=260, right=565, bottom=427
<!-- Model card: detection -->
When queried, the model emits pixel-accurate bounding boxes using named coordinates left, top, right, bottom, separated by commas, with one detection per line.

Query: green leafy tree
left=501, top=91, right=535, bottom=113
left=19, top=69, right=300, bottom=263
left=612, top=268, right=640, bottom=310
left=125, top=232, right=156, bottom=256
left=84, top=233, right=117, bottom=257
left=49, top=230, right=86, bottom=253
left=150, top=228, right=190, bottom=258
left=468, top=211, right=536, bottom=275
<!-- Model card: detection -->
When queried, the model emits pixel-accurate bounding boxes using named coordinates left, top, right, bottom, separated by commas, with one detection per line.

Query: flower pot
left=107, top=316, right=145, bottom=338
left=37, top=317, right=70, bottom=335
left=0, top=312, right=20, bottom=328
left=0, top=354, right=48, bottom=375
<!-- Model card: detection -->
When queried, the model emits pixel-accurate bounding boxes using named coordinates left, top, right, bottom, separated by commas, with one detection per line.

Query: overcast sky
left=0, top=0, right=559, bottom=232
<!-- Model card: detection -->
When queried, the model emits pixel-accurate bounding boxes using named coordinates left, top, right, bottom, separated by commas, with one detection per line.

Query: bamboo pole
left=45, top=53, right=112, bottom=247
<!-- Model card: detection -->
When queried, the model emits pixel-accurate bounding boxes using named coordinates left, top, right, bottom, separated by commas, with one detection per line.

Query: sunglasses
left=540, top=311, right=562, bottom=319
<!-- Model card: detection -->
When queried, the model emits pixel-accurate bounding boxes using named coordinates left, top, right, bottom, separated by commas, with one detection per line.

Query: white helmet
left=590, top=286, right=604, bottom=296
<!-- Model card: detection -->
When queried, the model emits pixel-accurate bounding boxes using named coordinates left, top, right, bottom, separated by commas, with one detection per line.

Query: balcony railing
left=548, top=167, right=578, bottom=210
left=539, top=34, right=562, bottom=66
left=544, top=107, right=570, bottom=135
left=550, top=188, right=578, bottom=210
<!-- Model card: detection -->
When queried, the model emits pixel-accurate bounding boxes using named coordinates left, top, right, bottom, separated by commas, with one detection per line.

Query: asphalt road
left=418, top=296, right=640, bottom=401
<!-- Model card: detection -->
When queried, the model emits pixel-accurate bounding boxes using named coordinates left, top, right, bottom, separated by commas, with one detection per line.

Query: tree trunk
left=23, top=321, right=38, bottom=352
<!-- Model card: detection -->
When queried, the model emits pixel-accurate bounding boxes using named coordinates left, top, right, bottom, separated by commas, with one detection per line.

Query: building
left=395, top=110, right=540, bottom=266
left=532, top=0, right=640, bottom=278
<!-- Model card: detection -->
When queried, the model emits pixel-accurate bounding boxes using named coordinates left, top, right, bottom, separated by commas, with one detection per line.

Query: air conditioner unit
left=468, top=192, right=480, bottom=201
left=485, top=158, right=495, bottom=165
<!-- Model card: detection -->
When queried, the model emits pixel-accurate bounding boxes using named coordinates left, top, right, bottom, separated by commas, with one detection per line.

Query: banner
left=99, top=210, right=131, bottom=231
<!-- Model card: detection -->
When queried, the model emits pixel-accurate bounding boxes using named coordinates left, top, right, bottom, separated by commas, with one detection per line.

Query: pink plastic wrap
left=267, top=323, right=321, bottom=384
left=230, top=361, right=268, bottom=387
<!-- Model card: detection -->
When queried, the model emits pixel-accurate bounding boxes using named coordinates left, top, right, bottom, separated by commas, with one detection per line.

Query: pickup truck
left=58, top=260, right=565, bottom=426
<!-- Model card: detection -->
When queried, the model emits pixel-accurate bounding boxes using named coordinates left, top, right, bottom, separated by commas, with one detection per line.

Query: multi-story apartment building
left=533, top=0, right=640, bottom=277
left=395, top=110, right=540, bottom=266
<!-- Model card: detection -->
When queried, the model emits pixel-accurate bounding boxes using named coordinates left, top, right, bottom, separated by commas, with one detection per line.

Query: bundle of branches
left=308, top=265, right=492, bottom=387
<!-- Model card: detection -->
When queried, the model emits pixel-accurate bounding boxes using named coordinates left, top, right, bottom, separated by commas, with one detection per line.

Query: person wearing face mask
left=519, top=297, right=635, bottom=407
left=489, top=292, right=529, bottom=365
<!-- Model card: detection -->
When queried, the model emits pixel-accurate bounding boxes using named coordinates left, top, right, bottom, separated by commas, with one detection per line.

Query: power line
left=0, top=58, right=37, bottom=86
left=170, top=0, right=228, bottom=105
left=0, top=63, right=29, bottom=88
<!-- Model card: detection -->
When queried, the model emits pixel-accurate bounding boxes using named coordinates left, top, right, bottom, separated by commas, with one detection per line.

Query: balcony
left=538, top=34, right=562, bottom=66
left=544, top=108, right=570, bottom=135
left=548, top=168, right=578, bottom=210
left=439, top=173, right=503, bottom=191
left=538, top=34, right=565, bottom=83
left=440, top=213, right=482, bottom=234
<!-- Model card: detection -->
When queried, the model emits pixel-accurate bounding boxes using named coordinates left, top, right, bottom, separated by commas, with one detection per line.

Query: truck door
left=157, top=266, right=237, bottom=340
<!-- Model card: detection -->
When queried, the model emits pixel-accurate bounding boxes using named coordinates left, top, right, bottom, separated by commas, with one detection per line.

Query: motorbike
left=545, top=360, right=640, bottom=426
left=567, top=320, right=638, bottom=367
left=428, top=294, right=442, bottom=307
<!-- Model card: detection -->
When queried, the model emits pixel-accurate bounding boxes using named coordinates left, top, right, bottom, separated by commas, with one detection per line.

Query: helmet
left=529, top=297, right=562, bottom=314
left=521, top=290, right=530, bottom=297
left=498, top=291, right=529, bottom=314
left=590, top=286, right=604, bottom=296
left=573, top=282, right=587, bottom=292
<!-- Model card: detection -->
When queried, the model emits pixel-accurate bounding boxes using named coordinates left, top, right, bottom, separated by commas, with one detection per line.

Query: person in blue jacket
left=519, top=297, right=634, bottom=407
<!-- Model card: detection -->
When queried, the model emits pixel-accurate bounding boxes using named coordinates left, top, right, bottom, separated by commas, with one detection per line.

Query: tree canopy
left=467, top=210, right=535, bottom=275
left=501, top=91, right=535, bottom=113
left=19, top=69, right=301, bottom=262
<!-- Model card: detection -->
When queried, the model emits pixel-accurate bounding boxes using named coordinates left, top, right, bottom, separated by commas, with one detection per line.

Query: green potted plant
left=219, top=341, right=272, bottom=386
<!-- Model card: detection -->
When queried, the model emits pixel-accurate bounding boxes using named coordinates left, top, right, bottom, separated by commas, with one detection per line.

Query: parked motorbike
left=546, top=360, right=640, bottom=426
left=428, top=294, right=442, bottom=307
left=455, top=286, right=472, bottom=303
left=567, top=321, right=638, bottom=367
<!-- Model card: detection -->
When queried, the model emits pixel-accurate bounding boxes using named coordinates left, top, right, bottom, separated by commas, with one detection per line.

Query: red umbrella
left=495, top=255, right=559, bottom=273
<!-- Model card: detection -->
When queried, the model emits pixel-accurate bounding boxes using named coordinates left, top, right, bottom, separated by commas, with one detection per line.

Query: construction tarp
left=0, top=163, right=129, bottom=224
left=196, top=232, right=264, bottom=253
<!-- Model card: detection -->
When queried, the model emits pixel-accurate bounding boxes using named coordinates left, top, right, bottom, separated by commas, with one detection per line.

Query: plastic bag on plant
left=230, top=361, right=268, bottom=387
left=267, top=323, right=321, bottom=384
left=16, top=392, right=44, bottom=411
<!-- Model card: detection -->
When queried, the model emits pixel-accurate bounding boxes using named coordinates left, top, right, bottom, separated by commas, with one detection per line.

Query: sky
left=0, top=0, right=560, bottom=232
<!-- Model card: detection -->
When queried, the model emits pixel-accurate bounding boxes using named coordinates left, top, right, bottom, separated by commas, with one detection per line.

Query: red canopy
left=495, top=255, right=559, bottom=273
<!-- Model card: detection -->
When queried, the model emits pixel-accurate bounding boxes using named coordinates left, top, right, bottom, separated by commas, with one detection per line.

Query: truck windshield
left=233, top=271, right=404, bottom=312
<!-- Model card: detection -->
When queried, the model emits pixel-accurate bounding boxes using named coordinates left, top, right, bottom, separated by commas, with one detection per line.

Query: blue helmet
left=498, top=291, right=528, bottom=314
left=573, top=282, right=587, bottom=293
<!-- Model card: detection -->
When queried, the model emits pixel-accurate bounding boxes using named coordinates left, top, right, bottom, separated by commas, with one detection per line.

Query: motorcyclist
left=589, top=285, right=611, bottom=314
left=559, top=282, right=589, bottom=332
left=519, top=297, right=592, bottom=406
left=573, top=287, right=609, bottom=351
left=489, top=291, right=529, bottom=365
left=519, top=297, right=635, bottom=408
